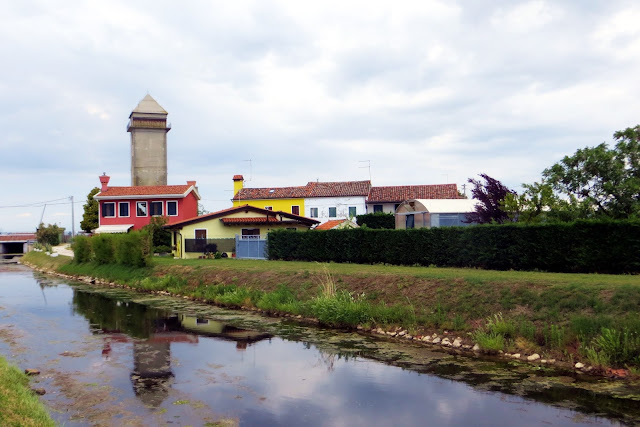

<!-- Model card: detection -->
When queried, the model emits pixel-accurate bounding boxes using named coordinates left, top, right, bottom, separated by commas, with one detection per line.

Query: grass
left=0, top=356, right=56, bottom=427
left=22, top=251, right=640, bottom=370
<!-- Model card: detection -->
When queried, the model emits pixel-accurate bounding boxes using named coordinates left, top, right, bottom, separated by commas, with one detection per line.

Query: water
left=0, top=265, right=637, bottom=426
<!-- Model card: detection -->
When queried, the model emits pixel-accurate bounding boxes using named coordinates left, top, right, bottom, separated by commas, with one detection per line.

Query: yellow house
left=232, top=175, right=306, bottom=215
left=165, top=204, right=319, bottom=259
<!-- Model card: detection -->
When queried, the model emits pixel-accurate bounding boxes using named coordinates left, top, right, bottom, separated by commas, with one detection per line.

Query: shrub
left=154, top=245, right=171, bottom=254
left=473, top=331, right=505, bottom=354
left=72, top=235, right=92, bottom=263
left=113, top=231, right=150, bottom=267
left=356, top=212, right=395, bottom=229
left=584, top=327, right=640, bottom=367
left=92, top=234, right=115, bottom=264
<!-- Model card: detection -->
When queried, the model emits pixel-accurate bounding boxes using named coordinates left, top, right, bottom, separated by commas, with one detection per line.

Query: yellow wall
left=232, top=198, right=305, bottom=215
left=171, top=209, right=312, bottom=259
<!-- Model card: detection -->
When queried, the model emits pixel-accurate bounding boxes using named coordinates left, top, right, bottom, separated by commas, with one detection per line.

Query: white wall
left=305, top=196, right=367, bottom=223
left=366, top=202, right=398, bottom=214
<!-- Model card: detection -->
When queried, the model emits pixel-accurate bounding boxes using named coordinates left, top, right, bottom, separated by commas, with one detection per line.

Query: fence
left=184, top=238, right=235, bottom=254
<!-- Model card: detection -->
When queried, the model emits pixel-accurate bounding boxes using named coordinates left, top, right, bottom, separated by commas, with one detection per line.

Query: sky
left=1, top=0, right=640, bottom=233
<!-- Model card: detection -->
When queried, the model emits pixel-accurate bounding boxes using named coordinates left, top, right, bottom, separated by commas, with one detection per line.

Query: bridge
left=0, top=233, right=36, bottom=259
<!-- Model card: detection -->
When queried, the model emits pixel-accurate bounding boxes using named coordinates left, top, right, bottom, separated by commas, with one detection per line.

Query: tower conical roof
left=132, top=94, right=167, bottom=114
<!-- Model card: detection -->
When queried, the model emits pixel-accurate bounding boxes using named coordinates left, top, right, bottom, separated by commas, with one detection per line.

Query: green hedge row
left=72, top=232, right=152, bottom=267
left=267, top=220, right=640, bottom=274
left=355, top=212, right=395, bottom=229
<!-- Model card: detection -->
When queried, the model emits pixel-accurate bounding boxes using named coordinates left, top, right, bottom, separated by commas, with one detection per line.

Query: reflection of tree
left=72, top=290, right=174, bottom=338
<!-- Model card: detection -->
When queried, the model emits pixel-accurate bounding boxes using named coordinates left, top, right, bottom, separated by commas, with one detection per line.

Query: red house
left=93, top=174, right=200, bottom=233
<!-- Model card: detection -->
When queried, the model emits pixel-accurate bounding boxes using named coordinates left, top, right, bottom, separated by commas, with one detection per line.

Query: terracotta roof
left=234, top=186, right=309, bottom=200
left=306, top=181, right=371, bottom=197
left=367, top=184, right=460, bottom=203
left=233, top=180, right=371, bottom=200
left=96, top=184, right=198, bottom=199
left=315, top=220, right=345, bottom=230
left=220, top=217, right=281, bottom=225
left=233, top=175, right=244, bottom=181
left=0, top=233, right=36, bottom=242
left=165, top=205, right=320, bottom=228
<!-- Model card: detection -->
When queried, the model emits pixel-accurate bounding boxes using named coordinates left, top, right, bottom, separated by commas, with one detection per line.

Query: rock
left=441, top=338, right=451, bottom=346
left=398, top=330, right=406, bottom=337
left=540, top=359, right=547, bottom=364
left=527, top=354, right=540, bottom=361
left=50, top=253, right=59, bottom=258
left=405, top=335, right=413, bottom=340
left=512, top=353, right=521, bottom=359
left=32, top=388, right=46, bottom=395
left=24, top=369, right=40, bottom=376
left=452, top=338, right=462, bottom=348
left=422, top=336, right=431, bottom=342
left=575, top=362, right=585, bottom=369
left=432, top=333, right=438, bottom=339
left=462, top=344, right=471, bottom=350
left=548, top=359, right=556, bottom=364
left=432, top=337, right=441, bottom=344
left=356, top=325, right=363, bottom=330
left=472, top=344, right=480, bottom=352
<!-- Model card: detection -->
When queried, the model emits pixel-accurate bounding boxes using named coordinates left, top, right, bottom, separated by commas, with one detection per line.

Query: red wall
left=99, top=194, right=198, bottom=230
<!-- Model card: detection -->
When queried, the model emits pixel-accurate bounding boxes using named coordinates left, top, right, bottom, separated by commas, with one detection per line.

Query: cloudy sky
left=1, top=0, right=639, bottom=232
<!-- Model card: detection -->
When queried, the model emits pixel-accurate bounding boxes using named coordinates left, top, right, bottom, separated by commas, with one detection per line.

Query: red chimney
left=233, top=175, right=244, bottom=181
left=99, top=173, right=110, bottom=191
left=187, top=180, right=196, bottom=187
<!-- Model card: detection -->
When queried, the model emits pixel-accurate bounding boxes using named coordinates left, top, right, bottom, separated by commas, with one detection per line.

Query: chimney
left=233, top=175, right=244, bottom=196
left=187, top=180, right=196, bottom=187
left=99, top=173, right=110, bottom=191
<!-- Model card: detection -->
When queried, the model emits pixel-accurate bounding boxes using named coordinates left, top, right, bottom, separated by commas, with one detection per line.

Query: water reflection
left=71, top=291, right=271, bottom=407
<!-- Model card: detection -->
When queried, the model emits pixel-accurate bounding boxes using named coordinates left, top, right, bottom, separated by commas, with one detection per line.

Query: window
left=394, top=204, right=400, bottom=211
left=167, top=201, right=178, bottom=216
left=265, top=206, right=273, bottom=211
left=150, top=201, right=163, bottom=216
left=328, top=207, right=337, bottom=218
left=406, top=214, right=415, bottom=229
left=286, top=227, right=297, bottom=231
left=195, top=229, right=207, bottom=239
left=102, top=202, right=115, bottom=218
left=241, top=228, right=260, bottom=239
left=291, top=205, right=300, bottom=215
left=440, top=214, right=460, bottom=227
left=348, top=206, right=357, bottom=217
left=373, top=204, right=383, bottom=213
left=310, top=207, right=318, bottom=218
left=118, top=202, right=129, bottom=217
left=136, top=201, right=148, bottom=217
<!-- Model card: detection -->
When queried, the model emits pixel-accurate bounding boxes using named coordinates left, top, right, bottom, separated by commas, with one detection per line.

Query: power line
left=0, top=197, right=73, bottom=209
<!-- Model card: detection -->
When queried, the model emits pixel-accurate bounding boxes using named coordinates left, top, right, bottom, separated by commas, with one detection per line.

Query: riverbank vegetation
left=23, top=251, right=640, bottom=373
left=0, top=356, right=56, bottom=427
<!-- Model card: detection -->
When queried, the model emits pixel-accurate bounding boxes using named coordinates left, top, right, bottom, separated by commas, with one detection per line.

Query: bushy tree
left=80, top=187, right=100, bottom=233
left=36, top=223, right=64, bottom=246
left=543, top=125, right=640, bottom=219
left=143, top=216, right=171, bottom=250
left=467, top=174, right=515, bottom=224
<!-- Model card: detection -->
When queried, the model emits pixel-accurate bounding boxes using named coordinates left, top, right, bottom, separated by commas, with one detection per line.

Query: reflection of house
left=94, top=174, right=200, bottom=233
left=367, top=184, right=462, bottom=214
left=395, top=199, right=478, bottom=229
left=179, top=315, right=272, bottom=347
left=165, top=204, right=319, bottom=259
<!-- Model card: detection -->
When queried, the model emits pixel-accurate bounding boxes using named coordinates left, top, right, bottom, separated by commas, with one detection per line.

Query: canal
left=1, top=265, right=638, bottom=426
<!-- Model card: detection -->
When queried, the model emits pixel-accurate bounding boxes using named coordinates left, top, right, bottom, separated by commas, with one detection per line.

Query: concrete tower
left=127, top=94, right=171, bottom=186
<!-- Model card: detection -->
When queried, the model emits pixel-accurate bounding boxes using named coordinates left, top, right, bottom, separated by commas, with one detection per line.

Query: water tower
left=127, top=94, right=170, bottom=186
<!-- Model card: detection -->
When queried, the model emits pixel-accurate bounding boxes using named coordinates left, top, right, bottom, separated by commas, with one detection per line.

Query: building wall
left=130, top=128, right=168, bottom=186
left=232, top=198, right=305, bottom=215
left=366, top=202, right=400, bottom=214
left=98, top=192, right=198, bottom=230
left=304, top=196, right=366, bottom=224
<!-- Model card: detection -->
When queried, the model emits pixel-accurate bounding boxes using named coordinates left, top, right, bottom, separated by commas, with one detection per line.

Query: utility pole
left=70, top=196, right=75, bottom=238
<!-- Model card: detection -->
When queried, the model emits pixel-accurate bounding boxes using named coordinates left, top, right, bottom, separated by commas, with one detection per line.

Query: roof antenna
left=243, top=158, right=253, bottom=182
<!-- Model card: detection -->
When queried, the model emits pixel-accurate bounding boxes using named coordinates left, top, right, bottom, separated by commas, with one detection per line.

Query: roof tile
left=97, top=185, right=193, bottom=197
left=368, top=184, right=460, bottom=203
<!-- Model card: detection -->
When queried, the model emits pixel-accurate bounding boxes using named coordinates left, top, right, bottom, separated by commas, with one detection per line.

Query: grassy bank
left=0, top=356, right=56, bottom=427
left=23, top=252, right=640, bottom=371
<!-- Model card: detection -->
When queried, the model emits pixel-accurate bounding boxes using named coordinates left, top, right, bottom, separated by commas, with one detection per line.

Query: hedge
left=71, top=231, right=152, bottom=267
left=356, top=212, right=395, bottom=229
left=267, top=220, right=640, bottom=274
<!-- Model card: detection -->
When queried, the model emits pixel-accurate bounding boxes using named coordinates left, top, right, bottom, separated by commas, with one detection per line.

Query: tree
left=36, top=223, right=64, bottom=246
left=543, top=125, right=640, bottom=219
left=142, top=216, right=171, bottom=250
left=467, top=174, right=515, bottom=224
left=198, top=203, right=209, bottom=216
left=502, top=181, right=588, bottom=223
left=80, top=187, right=100, bottom=233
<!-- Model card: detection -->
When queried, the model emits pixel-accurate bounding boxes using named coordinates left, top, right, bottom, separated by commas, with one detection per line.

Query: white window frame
left=166, top=200, right=178, bottom=217
left=328, top=207, right=337, bottom=218
left=150, top=200, right=164, bottom=217
left=309, top=207, right=318, bottom=218
left=136, top=201, right=148, bottom=217
left=348, top=206, right=357, bottom=217
left=102, top=202, right=115, bottom=218
left=118, top=202, right=130, bottom=218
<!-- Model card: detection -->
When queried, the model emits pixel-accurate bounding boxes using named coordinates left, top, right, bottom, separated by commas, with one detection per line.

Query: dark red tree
left=467, top=174, right=516, bottom=224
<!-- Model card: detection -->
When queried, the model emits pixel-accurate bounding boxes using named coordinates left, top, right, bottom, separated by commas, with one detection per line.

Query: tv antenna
left=358, top=160, right=371, bottom=181
left=243, top=158, right=253, bottom=182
